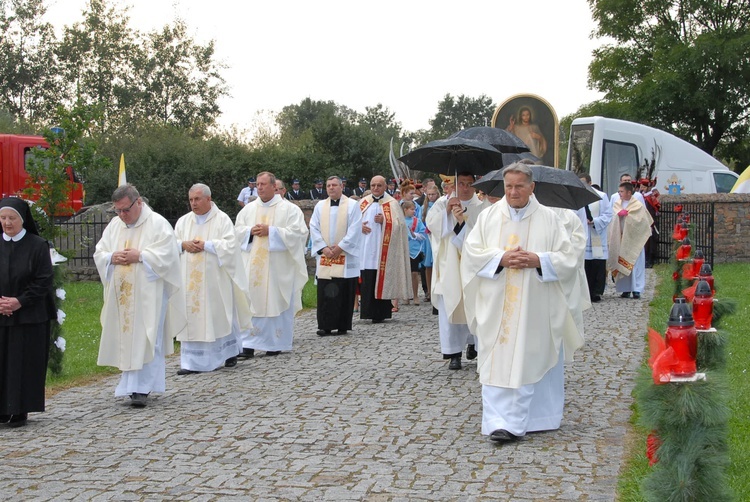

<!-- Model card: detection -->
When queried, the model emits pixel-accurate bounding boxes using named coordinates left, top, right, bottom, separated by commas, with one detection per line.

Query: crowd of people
left=0, top=164, right=656, bottom=443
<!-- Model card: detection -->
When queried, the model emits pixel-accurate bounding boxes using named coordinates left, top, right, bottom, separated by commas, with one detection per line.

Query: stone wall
left=658, top=193, right=750, bottom=264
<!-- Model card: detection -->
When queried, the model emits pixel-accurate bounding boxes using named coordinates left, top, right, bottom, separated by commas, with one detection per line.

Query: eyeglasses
left=114, top=199, right=137, bottom=214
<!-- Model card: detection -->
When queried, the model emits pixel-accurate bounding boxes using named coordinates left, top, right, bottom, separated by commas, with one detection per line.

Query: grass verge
left=616, top=263, right=749, bottom=500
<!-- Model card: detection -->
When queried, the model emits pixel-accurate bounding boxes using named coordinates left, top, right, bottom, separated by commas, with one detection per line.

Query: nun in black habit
left=0, top=198, right=56, bottom=428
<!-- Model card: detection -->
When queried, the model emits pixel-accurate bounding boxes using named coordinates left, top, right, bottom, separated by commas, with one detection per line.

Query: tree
left=588, top=0, right=750, bottom=160
left=131, top=19, right=227, bottom=134
left=0, top=0, right=62, bottom=124
left=425, top=93, right=496, bottom=142
left=56, top=0, right=137, bottom=136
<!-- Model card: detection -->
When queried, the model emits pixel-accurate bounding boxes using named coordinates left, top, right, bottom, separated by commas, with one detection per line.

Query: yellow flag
left=118, top=154, right=127, bottom=186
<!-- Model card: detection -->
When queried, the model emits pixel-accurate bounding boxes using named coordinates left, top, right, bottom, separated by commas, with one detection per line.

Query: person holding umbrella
left=426, top=171, right=489, bottom=371
left=461, top=162, right=584, bottom=443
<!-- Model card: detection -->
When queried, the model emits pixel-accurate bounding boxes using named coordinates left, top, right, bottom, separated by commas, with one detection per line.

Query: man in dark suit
left=341, top=178, right=353, bottom=197
left=310, top=179, right=326, bottom=200
left=287, top=179, right=307, bottom=200
left=386, top=179, right=397, bottom=196
left=353, top=178, right=367, bottom=197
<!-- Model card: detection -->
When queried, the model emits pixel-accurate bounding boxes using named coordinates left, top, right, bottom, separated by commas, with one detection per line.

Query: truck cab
left=0, top=133, right=84, bottom=215
left=566, top=117, right=739, bottom=195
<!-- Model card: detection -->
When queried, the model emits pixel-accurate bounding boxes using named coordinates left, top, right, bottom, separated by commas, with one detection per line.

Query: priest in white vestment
left=607, top=181, right=653, bottom=299
left=358, top=175, right=411, bottom=323
left=174, top=184, right=252, bottom=374
left=94, top=184, right=186, bottom=408
left=235, top=171, right=308, bottom=357
left=461, top=163, right=584, bottom=443
left=310, top=176, right=362, bottom=335
left=579, top=173, right=612, bottom=302
left=426, top=172, right=489, bottom=370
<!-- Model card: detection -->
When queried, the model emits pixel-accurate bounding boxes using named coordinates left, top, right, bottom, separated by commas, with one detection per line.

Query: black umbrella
left=397, top=137, right=505, bottom=177
left=472, top=165, right=602, bottom=210
left=449, top=126, right=531, bottom=153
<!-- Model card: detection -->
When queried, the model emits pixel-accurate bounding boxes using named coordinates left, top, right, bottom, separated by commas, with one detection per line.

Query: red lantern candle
left=692, top=280, right=714, bottom=330
left=676, top=237, right=692, bottom=260
left=665, top=298, right=697, bottom=377
left=698, top=263, right=715, bottom=294
left=692, top=249, right=705, bottom=278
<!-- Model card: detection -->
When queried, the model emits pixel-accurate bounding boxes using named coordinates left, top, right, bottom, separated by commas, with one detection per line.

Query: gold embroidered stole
left=318, top=197, right=348, bottom=279
left=493, top=214, right=531, bottom=383
left=113, top=228, right=141, bottom=342
left=185, top=216, right=211, bottom=335
left=248, top=204, right=276, bottom=313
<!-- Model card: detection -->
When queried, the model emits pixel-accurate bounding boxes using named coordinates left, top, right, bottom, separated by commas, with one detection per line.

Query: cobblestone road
left=1, top=272, right=654, bottom=501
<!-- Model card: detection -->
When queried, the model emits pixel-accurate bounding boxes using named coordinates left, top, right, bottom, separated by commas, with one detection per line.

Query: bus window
left=602, top=140, right=638, bottom=194
left=569, top=123, right=594, bottom=177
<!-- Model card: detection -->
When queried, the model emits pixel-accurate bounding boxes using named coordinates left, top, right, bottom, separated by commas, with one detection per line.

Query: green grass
left=46, top=276, right=318, bottom=393
left=617, top=263, right=750, bottom=500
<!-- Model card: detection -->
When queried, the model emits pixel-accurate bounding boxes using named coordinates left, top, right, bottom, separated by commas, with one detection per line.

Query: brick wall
left=659, top=193, right=750, bottom=263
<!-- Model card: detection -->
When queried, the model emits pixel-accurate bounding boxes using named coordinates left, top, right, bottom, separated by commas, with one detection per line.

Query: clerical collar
left=330, top=199, right=340, bottom=206
left=509, top=200, right=531, bottom=219
left=2, top=228, right=26, bottom=241
left=372, top=195, right=384, bottom=202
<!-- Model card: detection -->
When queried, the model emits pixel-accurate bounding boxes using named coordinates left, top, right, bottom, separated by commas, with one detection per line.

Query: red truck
left=0, top=133, right=84, bottom=215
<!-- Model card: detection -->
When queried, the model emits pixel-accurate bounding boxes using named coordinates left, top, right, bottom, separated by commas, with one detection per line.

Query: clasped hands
left=251, top=223, right=270, bottom=237
left=182, top=239, right=205, bottom=253
left=322, top=245, right=342, bottom=259
left=111, top=248, right=141, bottom=266
left=617, top=209, right=628, bottom=217
left=501, top=246, right=541, bottom=270
left=0, top=296, right=21, bottom=316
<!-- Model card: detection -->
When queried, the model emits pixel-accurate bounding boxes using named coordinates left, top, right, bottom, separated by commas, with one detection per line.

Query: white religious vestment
left=358, top=193, right=411, bottom=300
left=585, top=188, right=612, bottom=260
left=94, top=204, right=186, bottom=396
left=310, top=196, right=362, bottom=279
left=461, top=196, right=584, bottom=436
left=235, top=194, right=308, bottom=351
left=174, top=203, right=252, bottom=371
left=426, top=193, right=489, bottom=355
left=608, top=197, right=652, bottom=294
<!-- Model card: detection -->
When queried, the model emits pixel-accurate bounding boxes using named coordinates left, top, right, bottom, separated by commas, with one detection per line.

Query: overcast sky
left=46, top=0, right=605, bottom=135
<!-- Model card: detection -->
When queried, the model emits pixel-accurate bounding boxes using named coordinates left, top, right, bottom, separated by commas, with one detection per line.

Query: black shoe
left=266, top=351, right=281, bottom=356
left=620, top=292, right=631, bottom=298
left=7, top=413, right=28, bottom=428
left=224, top=357, right=238, bottom=368
left=0, top=415, right=10, bottom=423
left=237, top=348, right=255, bottom=359
left=449, top=356, right=462, bottom=370
left=372, top=319, right=384, bottom=324
left=489, top=429, right=520, bottom=443
left=633, top=292, right=641, bottom=299
left=337, top=329, right=348, bottom=335
left=317, top=329, right=332, bottom=336
left=591, top=295, right=601, bottom=303
left=130, top=393, right=148, bottom=408
left=176, top=368, right=199, bottom=375
left=432, top=306, right=438, bottom=315
left=466, top=344, right=477, bottom=360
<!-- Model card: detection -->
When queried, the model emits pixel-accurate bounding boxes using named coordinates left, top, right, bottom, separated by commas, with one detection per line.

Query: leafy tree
left=131, top=20, right=227, bottom=134
left=56, top=0, right=137, bottom=136
left=0, top=0, right=62, bottom=124
left=424, top=93, right=496, bottom=142
left=588, top=0, right=750, bottom=160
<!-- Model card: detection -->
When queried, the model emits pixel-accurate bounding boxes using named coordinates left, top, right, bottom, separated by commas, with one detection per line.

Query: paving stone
left=0, top=272, right=654, bottom=500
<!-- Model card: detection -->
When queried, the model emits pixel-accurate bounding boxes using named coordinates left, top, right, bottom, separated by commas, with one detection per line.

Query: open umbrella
left=449, top=126, right=531, bottom=153
left=473, top=165, right=602, bottom=210
left=397, top=137, right=505, bottom=177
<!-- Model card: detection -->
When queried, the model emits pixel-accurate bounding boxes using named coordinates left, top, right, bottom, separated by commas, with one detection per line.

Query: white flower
left=54, top=337, right=66, bottom=352
left=57, top=309, right=66, bottom=325
left=56, top=288, right=66, bottom=300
